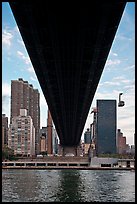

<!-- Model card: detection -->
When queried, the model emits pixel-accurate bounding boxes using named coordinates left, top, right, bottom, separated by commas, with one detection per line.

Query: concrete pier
left=2, top=157, right=135, bottom=170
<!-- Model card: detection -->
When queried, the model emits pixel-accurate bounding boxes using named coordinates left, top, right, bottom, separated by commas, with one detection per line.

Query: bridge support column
left=62, top=146, right=77, bottom=156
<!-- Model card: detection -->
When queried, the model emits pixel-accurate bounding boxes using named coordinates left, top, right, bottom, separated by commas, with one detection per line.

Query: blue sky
left=2, top=2, right=135, bottom=145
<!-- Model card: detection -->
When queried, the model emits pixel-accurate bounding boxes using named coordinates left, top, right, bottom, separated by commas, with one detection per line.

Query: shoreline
left=2, top=166, right=135, bottom=170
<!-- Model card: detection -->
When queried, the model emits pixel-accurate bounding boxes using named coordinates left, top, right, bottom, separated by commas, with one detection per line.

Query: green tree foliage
left=2, top=145, right=15, bottom=160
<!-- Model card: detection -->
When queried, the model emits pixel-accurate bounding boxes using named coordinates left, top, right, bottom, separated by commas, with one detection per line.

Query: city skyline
left=2, top=2, right=135, bottom=145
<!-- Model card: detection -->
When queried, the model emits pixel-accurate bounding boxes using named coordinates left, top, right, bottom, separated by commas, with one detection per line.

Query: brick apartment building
left=10, top=78, right=40, bottom=154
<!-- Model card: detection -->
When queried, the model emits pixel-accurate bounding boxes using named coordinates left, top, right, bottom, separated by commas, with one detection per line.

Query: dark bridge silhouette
left=10, top=2, right=126, bottom=149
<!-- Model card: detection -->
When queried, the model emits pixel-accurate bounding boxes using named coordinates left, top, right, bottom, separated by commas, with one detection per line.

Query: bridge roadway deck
left=9, top=2, right=126, bottom=147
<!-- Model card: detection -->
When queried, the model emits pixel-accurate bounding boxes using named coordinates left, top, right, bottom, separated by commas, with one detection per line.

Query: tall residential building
left=10, top=78, right=40, bottom=154
left=96, top=100, right=117, bottom=155
left=2, top=114, right=8, bottom=145
left=8, top=109, right=35, bottom=156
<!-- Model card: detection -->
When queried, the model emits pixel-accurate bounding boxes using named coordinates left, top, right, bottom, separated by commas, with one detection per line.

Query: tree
left=2, top=145, right=14, bottom=161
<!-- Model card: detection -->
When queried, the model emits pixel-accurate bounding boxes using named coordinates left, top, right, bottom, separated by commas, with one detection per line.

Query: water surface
left=2, top=169, right=135, bottom=202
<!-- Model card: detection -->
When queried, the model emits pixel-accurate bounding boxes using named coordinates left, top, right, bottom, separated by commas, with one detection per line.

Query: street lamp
left=118, top=93, right=125, bottom=107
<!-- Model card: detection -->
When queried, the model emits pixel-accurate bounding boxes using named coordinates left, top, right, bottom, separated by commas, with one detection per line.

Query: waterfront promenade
left=2, top=156, right=135, bottom=170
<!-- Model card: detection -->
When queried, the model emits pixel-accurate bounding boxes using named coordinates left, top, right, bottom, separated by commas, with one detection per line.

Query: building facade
left=2, top=114, right=8, bottom=145
left=2, top=127, right=5, bottom=149
left=96, top=100, right=117, bottom=155
left=84, top=128, right=91, bottom=144
left=84, top=128, right=91, bottom=155
left=40, top=136, right=47, bottom=153
left=39, top=127, right=47, bottom=154
left=8, top=109, right=35, bottom=157
left=52, top=128, right=59, bottom=154
left=10, top=78, right=40, bottom=154
left=47, top=110, right=53, bottom=155
left=117, top=129, right=127, bottom=154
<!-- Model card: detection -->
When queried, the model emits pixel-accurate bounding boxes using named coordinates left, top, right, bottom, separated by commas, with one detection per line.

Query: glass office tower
left=96, top=100, right=117, bottom=155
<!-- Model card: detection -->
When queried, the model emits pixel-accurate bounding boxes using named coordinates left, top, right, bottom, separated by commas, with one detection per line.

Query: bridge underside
left=10, top=2, right=126, bottom=146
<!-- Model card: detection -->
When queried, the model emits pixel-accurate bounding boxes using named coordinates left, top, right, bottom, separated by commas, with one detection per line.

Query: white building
left=8, top=109, right=35, bottom=157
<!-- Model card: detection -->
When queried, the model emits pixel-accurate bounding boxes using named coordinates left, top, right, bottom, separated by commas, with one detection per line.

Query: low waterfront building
left=90, top=157, right=118, bottom=167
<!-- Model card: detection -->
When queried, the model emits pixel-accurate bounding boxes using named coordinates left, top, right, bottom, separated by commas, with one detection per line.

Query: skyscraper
left=47, top=109, right=53, bottom=155
left=96, top=100, right=117, bottom=155
left=2, top=114, right=8, bottom=145
left=10, top=78, right=40, bottom=154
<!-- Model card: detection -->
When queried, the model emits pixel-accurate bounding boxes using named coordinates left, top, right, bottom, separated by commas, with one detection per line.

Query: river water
left=2, top=169, right=135, bottom=202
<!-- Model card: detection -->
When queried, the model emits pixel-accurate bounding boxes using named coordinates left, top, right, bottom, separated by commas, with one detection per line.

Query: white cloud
left=17, top=51, right=36, bottom=75
left=2, top=30, right=13, bottom=47
left=124, top=64, right=135, bottom=71
left=17, top=50, right=31, bottom=65
left=2, top=82, right=11, bottom=96
left=116, top=34, right=132, bottom=41
left=103, top=81, right=120, bottom=86
left=99, top=77, right=131, bottom=87
left=14, top=25, right=20, bottom=33
left=17, top=50, right=24, bottom=57
left=99, top=76, right=132, bottom=90
left=112, top=76, right=125, bottom=80
left=121, top=79, right=131, bottom=84
left=124, top=84, right=134, bottom=91
left=27, top=66, right=35, bottom=73
left=40, top=91, right=48, bottom=107
left=110, top=51, right=118, bottom=56
left=106, top=59, right=121, bottom=66
left=2, top=83, right=11, bottom=120
left=30, top=76, right=37, bottom=81
left=17, top=39, right=25, bottom=46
